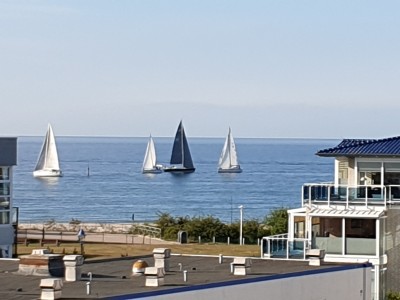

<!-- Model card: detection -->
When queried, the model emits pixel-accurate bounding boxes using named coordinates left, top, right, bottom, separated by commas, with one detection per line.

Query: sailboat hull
left=218, top=166, right=242, bottom=173
left=142, top=167, right=163, bottom=174
left=163, top=166, right=195, bottom=174
left=33, top=169, right=63, bottom=177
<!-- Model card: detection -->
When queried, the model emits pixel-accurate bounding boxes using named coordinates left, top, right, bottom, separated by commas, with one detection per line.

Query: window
left=0, top=197, right=10, bottom=209
left=346, top=219, right=375, bottom=238
left=0, top=167, right=9, bottom=180
left=294, top=216, right=305, bottom=238
left=0, top=211, right=9, bottom=224
left=0, top=183, right=10, bottom=196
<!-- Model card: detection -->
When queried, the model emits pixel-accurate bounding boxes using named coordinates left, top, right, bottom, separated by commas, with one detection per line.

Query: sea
left=13, top=137, right=339, bottom=224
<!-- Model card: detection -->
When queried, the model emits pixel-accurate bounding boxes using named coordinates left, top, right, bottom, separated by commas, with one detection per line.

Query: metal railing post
left=328, top=185, right=331, bottom=206
left=384, top=187, right=387, bottom=208
left=286, top=239, right=289, bottom=259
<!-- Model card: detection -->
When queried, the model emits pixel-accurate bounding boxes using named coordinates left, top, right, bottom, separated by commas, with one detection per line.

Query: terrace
left=261, top=182, right=388, bottom=261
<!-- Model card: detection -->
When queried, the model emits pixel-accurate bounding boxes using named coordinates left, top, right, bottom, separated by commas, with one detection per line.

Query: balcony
left=262, top=235, right=377, bottom=259
left=302, top=183, right=400, bottom=208
left=261, top=234, right=309, bottom=260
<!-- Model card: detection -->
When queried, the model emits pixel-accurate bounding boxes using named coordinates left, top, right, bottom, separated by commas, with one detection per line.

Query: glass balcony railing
left=346, top=237, right=376, bottom=255
left=262, top=235, right=377, bottom=259
left=261, top=234, right=309, bottom=260
left=302, top=183, right=400, bottom=207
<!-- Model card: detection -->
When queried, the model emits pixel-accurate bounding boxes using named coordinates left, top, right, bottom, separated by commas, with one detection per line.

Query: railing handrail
left=262, top=235, right=310, bottom=260
left=301, top=183, right=400, bottom=208
left=263, top=233, right=288, bottom=239
left=263, top=236, right=309, bottom=242
left=131, top=224, right=161, bottom=238
left=303, top=183, right=390, bottom=188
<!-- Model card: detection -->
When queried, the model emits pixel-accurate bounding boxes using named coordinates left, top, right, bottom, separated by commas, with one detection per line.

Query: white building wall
left=131, top=265, right=371, bottom=300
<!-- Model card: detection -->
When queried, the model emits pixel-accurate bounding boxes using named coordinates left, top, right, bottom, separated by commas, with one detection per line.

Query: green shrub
left=388, top=291, right=400, bottom=300
left=163, top=226, right=180, bottom=241
left=154, top=212, right=179, bottom=238
left=263, top=208, right=288, bottom=235
left=184, top=216, right=229, bottom=242
left=243, top=219, right=270, bottom=244
left=154, top=208, right=286, bottom=243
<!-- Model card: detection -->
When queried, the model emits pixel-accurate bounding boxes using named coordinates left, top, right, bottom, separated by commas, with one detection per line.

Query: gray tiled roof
left=316, top=136, right=400, bottom=157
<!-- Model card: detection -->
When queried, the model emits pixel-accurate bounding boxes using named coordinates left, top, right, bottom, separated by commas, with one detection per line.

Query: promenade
left=17, top=223, right=177, bottom=246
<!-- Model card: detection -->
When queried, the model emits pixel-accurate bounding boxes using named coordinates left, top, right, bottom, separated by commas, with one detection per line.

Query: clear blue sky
left=1, top=1, right=399, bottom=138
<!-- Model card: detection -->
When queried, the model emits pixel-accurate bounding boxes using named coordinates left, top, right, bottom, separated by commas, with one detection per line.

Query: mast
left=181, top=122, right=184, bottom=167
left=228, top=127, right=232, bottom=168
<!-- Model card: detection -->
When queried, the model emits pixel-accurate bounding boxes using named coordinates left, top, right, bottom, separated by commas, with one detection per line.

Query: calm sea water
left=13, top=137, right=338, bottom=224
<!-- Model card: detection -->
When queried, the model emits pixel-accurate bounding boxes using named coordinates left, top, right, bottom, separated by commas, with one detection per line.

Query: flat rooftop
left=0, top=254, right=351, bottom=299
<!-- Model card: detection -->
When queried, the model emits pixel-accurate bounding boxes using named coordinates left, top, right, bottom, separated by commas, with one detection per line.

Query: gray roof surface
left=0, top=254, right=346, bottom=300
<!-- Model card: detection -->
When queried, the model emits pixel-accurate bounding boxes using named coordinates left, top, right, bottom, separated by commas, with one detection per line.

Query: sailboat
left=33, top=124, right=63, bottom=177
left=218, top=127, right=242, bottom=173
left=142, top=135, right=163, bottom=174
left=163, top=121, right=195, bottom=174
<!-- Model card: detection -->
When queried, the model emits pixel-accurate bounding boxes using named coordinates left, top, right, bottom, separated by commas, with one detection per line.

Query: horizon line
left=7, top=134, right=341, bottom=140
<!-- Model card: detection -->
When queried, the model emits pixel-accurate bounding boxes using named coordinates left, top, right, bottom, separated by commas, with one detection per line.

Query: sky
left=1, top=0, right=399, bottom=139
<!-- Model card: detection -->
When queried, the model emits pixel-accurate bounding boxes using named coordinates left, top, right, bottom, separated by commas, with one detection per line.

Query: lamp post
left=239, top=205, right=244, bottom=245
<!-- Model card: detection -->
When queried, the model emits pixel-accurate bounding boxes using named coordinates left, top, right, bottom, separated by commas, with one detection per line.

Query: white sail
left=218, top=127, right=242, bottom=173
left=142, top=135, right=162, bottom=174
left=33, top=124, right=63, bottom=177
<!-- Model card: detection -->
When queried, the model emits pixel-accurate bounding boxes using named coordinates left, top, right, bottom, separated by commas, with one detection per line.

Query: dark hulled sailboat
left=163, top=121, right=195, bottom=174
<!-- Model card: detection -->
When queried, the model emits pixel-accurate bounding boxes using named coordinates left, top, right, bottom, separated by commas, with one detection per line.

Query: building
left=0, top=254, right=371, bottom=299
left=262, top=136, right=400, bottom=300
left=0, top=137, right=17, bottom=258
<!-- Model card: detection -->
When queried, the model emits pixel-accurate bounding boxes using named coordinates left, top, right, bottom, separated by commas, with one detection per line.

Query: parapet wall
left=111, top=264, right=371, bottom=300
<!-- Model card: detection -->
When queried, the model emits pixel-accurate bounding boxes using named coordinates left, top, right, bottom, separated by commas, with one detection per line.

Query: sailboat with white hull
left=218, top=127, right=242, bottom=173
left=33, top=124, right=63, bottom=177
left=142, top=135, right=163, bottom=174
left=163, top=121, right=195, bottom=174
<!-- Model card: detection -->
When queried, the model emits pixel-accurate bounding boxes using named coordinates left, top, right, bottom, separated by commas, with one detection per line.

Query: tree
left=263, top=208, right=288, bottom=235
left=184, top=216, right=228, bottom=242
left=154, top=212, right=177, bottom=239
left=243, top=219, right=271, bottom=243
